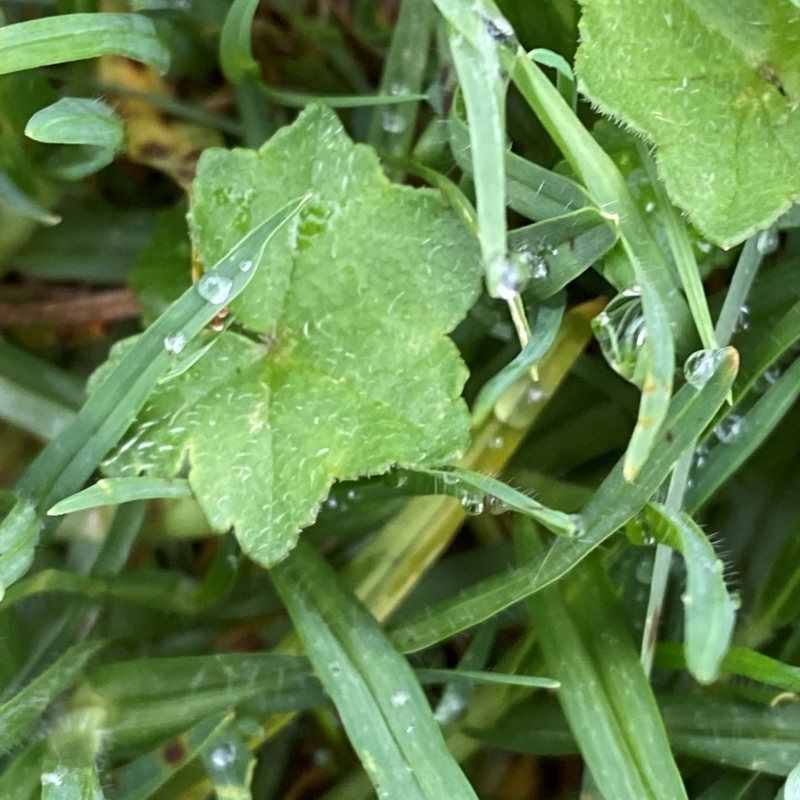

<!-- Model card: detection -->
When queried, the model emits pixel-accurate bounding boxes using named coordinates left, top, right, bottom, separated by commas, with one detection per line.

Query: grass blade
left=389, top=348, right=737, bottom=653
left=415, top=668, right=558, bottom=690
left=270, top=538, right=480, bottom=800
left=644, top=503, right=737, bottom=683
left=48, top=478, right=192, bottom=515
left=0, top=640, right=104, bottom=753
left=219, top=0, right=260, bottom=84
left=0, top=13, right=170, bottom=75
left=520, top=530, right=688, bottom=800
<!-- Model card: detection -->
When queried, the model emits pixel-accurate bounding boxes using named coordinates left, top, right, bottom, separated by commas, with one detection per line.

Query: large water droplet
left=461, top=495, right=485, bottom=516
left=382, top=111, right=407, bottom=134
left=683, top=349, right=726, bottom=389
left=488, top=253, right=530, bottom=300
left=197, top=273, right=233, bottom=305
left=592, top=293, right=646, bottom=382
left=209, top=742, right=236, bottom=769
left=164, top=332, right=187, bottom=354
left=756, top=228, right=779, bottom=255
left=714, top=414, right=743, bottom=444
left=486, top=495, right=509, bottom=515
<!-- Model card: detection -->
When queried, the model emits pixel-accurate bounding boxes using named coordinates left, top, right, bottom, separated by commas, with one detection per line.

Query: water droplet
left=693, top=443, right=710, bottom=470
left=755, top=364, right=782, bottom=393
left=325, top=496, right=338, bottom=510
left=389, top=82, right=410, bottom=96
left=486, top=495, right=509, bottom=515
left=636, top=556, right=654, bottom=585
left=488, top=253, right=530, bottom=300
left=683, top=349, right=726, bottom=389
left=515, top=246, right=549, bottom=280
left=526, top=383, right=544, bottom=403
left=441, top=472, right=459, bottom=485
left=346, top=489, right=359, bottom=501
left=209, top=742, right=236, bottom=769
left=681, top=592, right=694, bottom=607
left=240, top=259, right=253, bottom=272
left=461, top=495, right=485, bottom=516
left=570, top=514, right=586, bottom=538
left=42, top=772, right=64, bottom=787
left=382, top=111, right=407, bottom=134
left=197, top=273, right=233, bottom=304
left=489, top=435, right=504, bottom=449
left=406, top=725, right=415, bottom=734
left=391, top=691, right=410, bottom=707
left=164, top=332, right=187, bottom=354
left=715, top=414, right=743, bottom=444
left=592, top=293, right=646, bottom=382
left=644, top=200, right=656, bottom=213
left=735, top=305, right=750, bottom=332
left=756, top=228, right=779, bottom=255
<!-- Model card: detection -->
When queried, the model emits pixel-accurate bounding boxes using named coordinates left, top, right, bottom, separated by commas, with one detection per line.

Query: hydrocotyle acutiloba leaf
left=576, top=0, right=800, bottom=247
left=99, top=102, right=482, bottom=567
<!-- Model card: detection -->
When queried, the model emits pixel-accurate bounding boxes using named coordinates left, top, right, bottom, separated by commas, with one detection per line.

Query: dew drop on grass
left=461, top=495, right=485, bottom=516
left=209, top=742, right=236, bottom=769
left=197, top=273, right=233, bottom=304
left=390, top=690, right=410, bottom=707
left=693, top=443, right=710, bottom=470
left=526, top=383, right=544, bottom=403
left=516, top=246, right=549, bottom=280
left=240, top=259, right=253, bottom=272
left=714, top=414, right=743, bottom=444
left=346, top=489, right=359, bottom=501
left=735, top=305, right=750, bottom=333
left=164, top=332, right=187, bottom=354
left=488, top=253, right=530, bottom=300
left=570, top=514, right=586, bottom=538
left=486, top=495, right=509, bottom=515
left=756, top=228, right=779, bottom=255
left=382, top=111, right=407, bottom=134
left=441, top=471, right=459, bottom=486
left=325, top=496, right=338, bottom=510
left=683, top=348, right=726, bottom=389
left=41, top=771, right=64, bottom=787
left=489, top=435, right=504, bottom=449
left=592, top=292, right=646, bottom=382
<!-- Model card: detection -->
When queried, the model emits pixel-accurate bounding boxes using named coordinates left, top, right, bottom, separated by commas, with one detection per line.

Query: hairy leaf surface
left=99, top=103, right=481, bottom=566
left=577, top=0, right=800, bottom=246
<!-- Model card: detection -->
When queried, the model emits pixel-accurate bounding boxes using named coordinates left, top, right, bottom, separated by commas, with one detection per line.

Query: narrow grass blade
left=0, top=169, right=59, bottom=225
left=449, top=99, right=591, bottom=222
left=0, top=13, right=170, bottom=75
left=472, top=294, right=565, bottom=425
left=0, top=374, right=75, bottom=440
left=0, top=196, right=306, bottom=593
left=49, top=478, right=192, bottom=515
left=106, top=713, right=233, bottom=800
left=695, top=773, right=759, bottom=800
left=0, top=640, right=104, bottom=753
left=657, top=643, right=800, bottom=694
left=531, top=48, right=576, bottom=111
left=389, top=348, right=737, bottom=653
left=201, top=731, right=255, bottom=800
left=0, top=494, right=39, bottom=597
left=368, top=0, right=434, bottom=163
left=520, top=532, right=688, bottom=800
left=270, top=539, right=480, bottom=800
left=644, top=503, right=737, bottom=683
left=0, top=741, right=46, bottom=800
left=687, top=356, right=800, bottom=511
left=410, top=467, right=578, bottom=537
left=219, top=0, right=259, bottom=84
left=42, top=707, right=105, bottom=800
left=416, top=668, right=558, bottom=690
left=636, top=139, right=717, bottom=351
left=25, top=97, right=125, bottom=180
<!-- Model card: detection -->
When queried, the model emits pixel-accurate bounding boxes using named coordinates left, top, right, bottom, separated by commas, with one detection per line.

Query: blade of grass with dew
left=686, top=356, right=800, bottom=512
left=368, top=0, right=435, bottom=163
left=270, top=538, right=480, bottom=800
left=258, top=84, right=429, bottom=108
left=472, top=293, right=565, bottom=426
left=0, top=196, right=306, bottom=592
left=404, top=466, right=577, bottom=537
left=449, top=112, right=593, bottom=221
left=0, top=640, right=104, bottom=754
left=518, top=527, right=688, bottom=800
left=507, top=209, right=618, bottom=300
left=643, top=503, right=737, bottom=684
left=49, top=478, right=192, bottom=515
left=636, top=139, right=717, bottom=351
left=716, top=236, right=765, bottom=346
left=25, top=97, right=125, bottom=180
left=389, top=348, right=737, bottom=654
left=511, top=51, right=678, bottom=479
left=106, top=713, right=234, bottom=800
left=0, top=13, right=170, bottom=75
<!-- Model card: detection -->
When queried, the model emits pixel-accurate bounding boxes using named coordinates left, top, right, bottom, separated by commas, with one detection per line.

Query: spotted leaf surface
left=97, top=103, right=481, bottom=565
left=576, top=0, right=800, bottom=247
